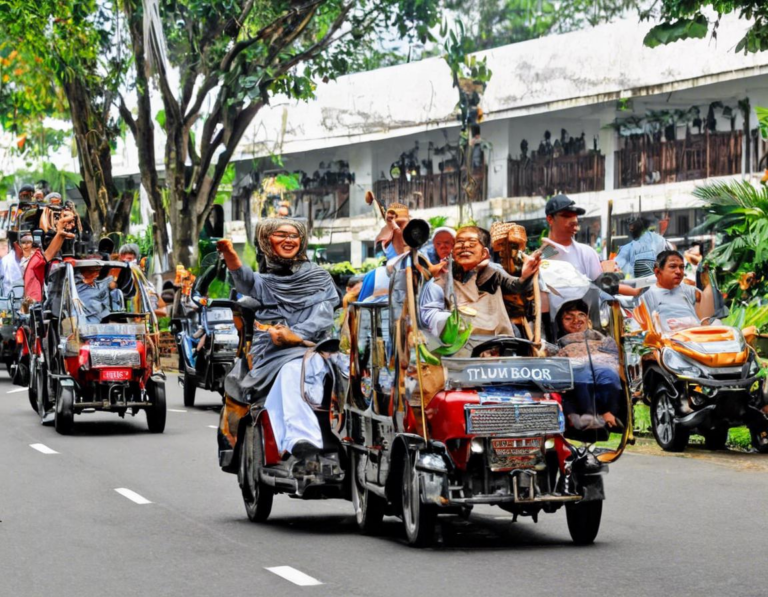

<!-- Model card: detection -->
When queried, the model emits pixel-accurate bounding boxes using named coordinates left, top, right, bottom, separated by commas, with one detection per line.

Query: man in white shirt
left=541, top=195, right=602, bottom=280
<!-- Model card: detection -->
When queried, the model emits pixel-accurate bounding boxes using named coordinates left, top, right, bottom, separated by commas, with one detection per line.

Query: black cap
left=18, top=184, right=35, bottom=195
left=545, top=194, right=586, bottom=217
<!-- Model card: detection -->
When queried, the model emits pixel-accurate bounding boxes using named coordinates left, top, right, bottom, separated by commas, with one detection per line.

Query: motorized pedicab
left=343, top=220, right=634, bottom=546
left=34, top=259, right=167, bottom=434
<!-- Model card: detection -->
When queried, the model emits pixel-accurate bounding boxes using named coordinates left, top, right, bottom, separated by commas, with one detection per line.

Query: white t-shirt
left=543, top=238, right=602, bottom=281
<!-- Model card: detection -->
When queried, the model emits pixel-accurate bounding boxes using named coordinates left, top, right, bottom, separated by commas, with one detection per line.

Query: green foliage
left=428, top=215, right=450, bottom=230
left=213, top=164, right=236, bottom=206
left=723, top=303, right=768, bottom=332
left=634, top=403, right=651, bottom=435
left=129, top=191, right=142, bottom=226
left=693, top=180, right=768, bottom=299
left=157, top=316, right=171, bottom=332
left=643, top=1, right=768, bottom=54
left=124, top=226, right=154, bottom=259
left=0, top=161, right=81, bottom=199
left=321, top=261, right=358, bottom=276
left=643, top=14, right=708, bottom=48
left=440, top=0, right=643, bottom=54
left=359, top=257, right=385, bottom=273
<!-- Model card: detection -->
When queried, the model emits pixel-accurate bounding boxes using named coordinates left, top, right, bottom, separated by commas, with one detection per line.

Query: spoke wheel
left=401, top=453, right=436, bottom=547
left=183, top=371, right=197, bottom=407
left=146, top=380, right=167, bottom=433
left=351, top=451, right=385, bottom=534
left=651, top=388, right=689, bottom=452
left=566, top=500, right=603, bottom=545
left=54, top=385, right=75, bottom=435
left=239, top=421, right=274, bottom=522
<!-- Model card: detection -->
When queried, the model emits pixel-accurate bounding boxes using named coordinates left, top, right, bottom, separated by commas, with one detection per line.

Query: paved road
left=2, top=373, right=768, bottom=597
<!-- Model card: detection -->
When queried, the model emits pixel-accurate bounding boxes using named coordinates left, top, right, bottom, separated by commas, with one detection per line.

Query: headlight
left=662, top=348, right=703, bottom=378
left=416, top=453, right=448, bottom=473
left=470, top=438, right=484, bottom=454
left=749, top=358, right=759, bottom=376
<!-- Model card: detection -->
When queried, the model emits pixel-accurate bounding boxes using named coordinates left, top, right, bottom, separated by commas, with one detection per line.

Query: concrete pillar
left=598, top=111, right=618, bottom=258
left=350, top=240, right=364, bottom=268
left=348, top=143, right=376, bottom=217
left=482, top=119, right=511, bottom=198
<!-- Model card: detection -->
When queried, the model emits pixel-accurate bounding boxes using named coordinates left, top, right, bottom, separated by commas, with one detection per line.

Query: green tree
left=0, top=0, right=134, bottom=234
left=119, top=0, right=440, bottom=268
left=643, top=1, right=768, bottom=53
left=441, top=0, right=643, bottom=52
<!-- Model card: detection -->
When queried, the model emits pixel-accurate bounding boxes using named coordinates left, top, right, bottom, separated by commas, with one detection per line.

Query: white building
left=226, top=14, right=768, bottom=264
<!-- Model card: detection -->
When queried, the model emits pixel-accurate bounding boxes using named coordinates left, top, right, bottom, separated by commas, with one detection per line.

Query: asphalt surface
left=2, top=373, right=768, bottom=597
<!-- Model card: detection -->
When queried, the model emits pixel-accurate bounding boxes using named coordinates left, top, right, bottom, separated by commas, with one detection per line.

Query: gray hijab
left=256, top=217, right=308, bottom=272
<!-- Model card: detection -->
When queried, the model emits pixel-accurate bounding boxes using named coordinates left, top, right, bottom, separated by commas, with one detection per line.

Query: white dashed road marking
left=7, top=388, right=27, bottom=394
left=208, top=425, right=218, bottom=429
left=168, top=409, right=187, bottom=413
left=30, top=443, right=58, bottom=455
left=115, top=488, right=152, bottom=505
left=266, top=567, right=322, bottom=586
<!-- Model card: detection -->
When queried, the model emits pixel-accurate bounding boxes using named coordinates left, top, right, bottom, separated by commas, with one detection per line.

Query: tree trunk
left=123, top=0, right=172, bottom=270
left=62, top=77, right=119, bottom=238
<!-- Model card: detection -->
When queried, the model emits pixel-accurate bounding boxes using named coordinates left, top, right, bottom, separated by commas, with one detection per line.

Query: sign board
left=442, top=357, right=574, bottom=391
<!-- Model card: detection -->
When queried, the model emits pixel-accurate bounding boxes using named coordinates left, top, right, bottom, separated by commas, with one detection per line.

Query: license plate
left=491, top=437, right=541, bottom=456
left=99, top=368, right=132, bottom=382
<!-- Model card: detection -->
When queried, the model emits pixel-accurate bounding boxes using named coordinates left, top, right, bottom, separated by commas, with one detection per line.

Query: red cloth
left=23, top=250, right=47, bottom=302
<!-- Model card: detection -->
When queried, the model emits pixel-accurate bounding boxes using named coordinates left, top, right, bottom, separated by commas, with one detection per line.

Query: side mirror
left=403, top=219, right=430, bottom=249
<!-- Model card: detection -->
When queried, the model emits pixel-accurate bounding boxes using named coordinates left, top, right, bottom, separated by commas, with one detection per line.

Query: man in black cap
left=542, top=194, right=602, bottom=281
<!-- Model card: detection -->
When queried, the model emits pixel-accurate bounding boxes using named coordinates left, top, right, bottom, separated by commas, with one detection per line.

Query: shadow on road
left=229, top=511, right=585, bottom=550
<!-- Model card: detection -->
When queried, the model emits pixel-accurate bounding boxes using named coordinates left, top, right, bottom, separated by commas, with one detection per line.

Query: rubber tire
left=750, top=428, right=768, bottom=454
left=651, top=388, right=689, bottom=452
left=239, top=422, right=274, bottom=522
left=351, top=451, right=386, bottom=535
left=401, top=453, right=436, bottom=547
left=27, top=356, right=38, bottom=413
left=54, top=385, right=75, bottom=435
left=183, top=371, right=197, bottom=408
left=35, top=360, right=52, bottom=420
left=566, top=499, right=603, bottom=545
left=703, top=426, right=728, bottom=451
left=146, top=380, right=167, bottom=433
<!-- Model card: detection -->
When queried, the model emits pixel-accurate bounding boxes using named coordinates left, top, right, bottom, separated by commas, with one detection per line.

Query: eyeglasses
left=455, top=239, right=480, bottom=249
left=270, top=232, right=301, bottom=241
left=562, top=312, right=589, bottom=322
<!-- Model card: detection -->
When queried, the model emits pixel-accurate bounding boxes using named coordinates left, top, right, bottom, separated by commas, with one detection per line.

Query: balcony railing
left=373, top=167, right=487, bottom=209
left=507, top=153, right=605, bottom=198
left=614, top=130, right=743, bottom=189
left=288, top=184, right=350, bottom=224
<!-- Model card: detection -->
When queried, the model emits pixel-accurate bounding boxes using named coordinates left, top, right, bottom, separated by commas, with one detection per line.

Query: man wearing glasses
left=420, top=226, right=541, bottom=348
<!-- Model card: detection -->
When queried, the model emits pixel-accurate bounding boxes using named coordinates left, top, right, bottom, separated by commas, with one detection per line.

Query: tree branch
left=118, top=95, right=137, bottom=139
left=219, top=0, right=326, bottom=74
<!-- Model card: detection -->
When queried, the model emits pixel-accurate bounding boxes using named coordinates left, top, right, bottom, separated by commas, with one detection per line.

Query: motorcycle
left=172, top=253, right=240, bottom=406
left=636, top=304, right=768, bottom=453
left=216, top=303, right=349, bottom=523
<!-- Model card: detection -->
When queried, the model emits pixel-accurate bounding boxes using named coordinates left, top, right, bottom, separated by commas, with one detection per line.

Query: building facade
left=226, top=14, right=768, bottom=264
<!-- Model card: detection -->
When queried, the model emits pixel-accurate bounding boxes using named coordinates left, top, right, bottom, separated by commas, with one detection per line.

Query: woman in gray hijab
left=218, top=218, right=338, bottom=457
